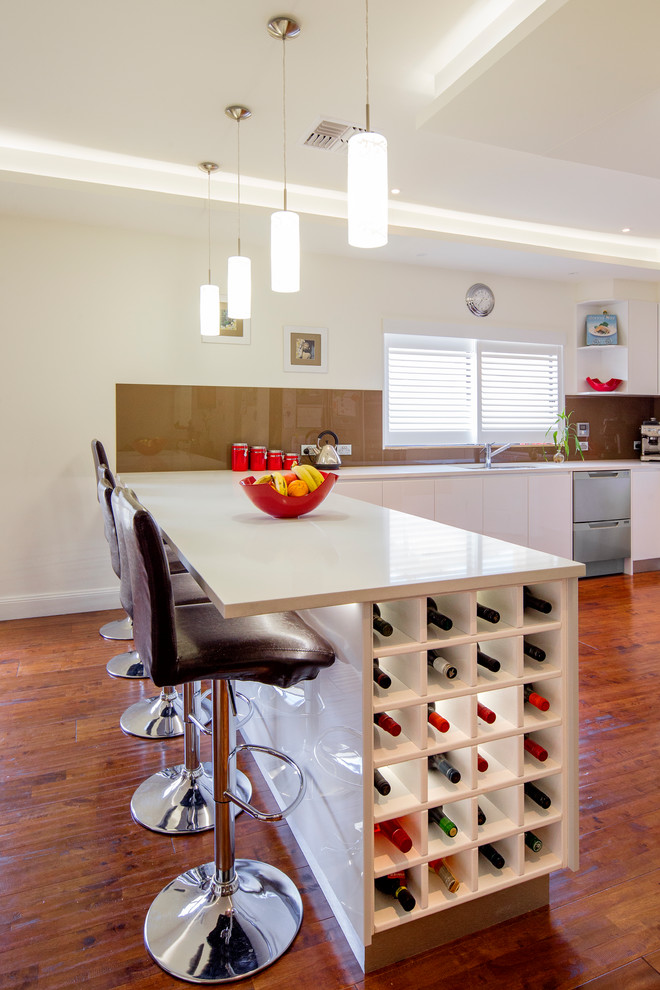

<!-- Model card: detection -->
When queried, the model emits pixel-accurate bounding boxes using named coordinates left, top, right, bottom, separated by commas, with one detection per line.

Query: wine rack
left=371, top=580, right=575, bottom=933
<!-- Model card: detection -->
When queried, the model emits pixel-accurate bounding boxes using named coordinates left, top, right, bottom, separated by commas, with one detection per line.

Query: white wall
left=0, top=212, right=574, bottom=619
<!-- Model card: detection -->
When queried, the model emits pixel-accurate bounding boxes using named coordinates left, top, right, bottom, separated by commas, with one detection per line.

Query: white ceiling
left=2, top=0, right=660, bottom=281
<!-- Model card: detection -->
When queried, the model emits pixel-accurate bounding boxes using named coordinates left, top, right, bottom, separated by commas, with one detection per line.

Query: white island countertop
left=123, top=470, right=584, bottom=618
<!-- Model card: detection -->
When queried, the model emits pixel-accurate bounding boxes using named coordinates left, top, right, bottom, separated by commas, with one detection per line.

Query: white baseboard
left=0, top=587, right=121, bottom=621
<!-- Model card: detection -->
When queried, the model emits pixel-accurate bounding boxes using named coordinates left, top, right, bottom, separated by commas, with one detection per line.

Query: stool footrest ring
left=224, top=743, right=305, bottom=822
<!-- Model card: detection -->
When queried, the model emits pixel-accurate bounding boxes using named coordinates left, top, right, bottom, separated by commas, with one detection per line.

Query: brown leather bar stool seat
left=113, top=486, right=335, bottom=984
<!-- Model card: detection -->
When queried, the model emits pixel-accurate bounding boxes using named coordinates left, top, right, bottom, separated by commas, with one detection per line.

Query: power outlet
left=336, top=444, right=352, bottom=456
left=579, top=440, right=589, bottom=451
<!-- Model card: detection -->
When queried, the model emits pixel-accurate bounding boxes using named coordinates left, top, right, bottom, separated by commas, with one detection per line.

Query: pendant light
left=267, top=15, right=300, bottom=293
left=347, top=0, right=388, bottom=248
left=199, top=162, right=220, bottom=336
left=225, top=106, right=252, bottom=320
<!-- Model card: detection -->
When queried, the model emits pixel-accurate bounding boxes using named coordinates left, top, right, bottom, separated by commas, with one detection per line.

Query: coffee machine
left=641, top=417, right=660, bottom=460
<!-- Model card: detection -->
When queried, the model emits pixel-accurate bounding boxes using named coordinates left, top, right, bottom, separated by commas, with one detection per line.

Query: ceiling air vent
left=302, top=118, right=365, bottom=154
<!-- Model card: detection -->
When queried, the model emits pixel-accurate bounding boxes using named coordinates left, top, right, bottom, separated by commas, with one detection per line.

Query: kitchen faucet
left=482, top=442, right=513, bottom=468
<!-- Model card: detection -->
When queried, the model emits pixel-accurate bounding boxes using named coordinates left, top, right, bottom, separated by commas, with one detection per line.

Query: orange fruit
left=287, top=479, right=309, bottom=497
left=282, top=471, right=297, bottom=486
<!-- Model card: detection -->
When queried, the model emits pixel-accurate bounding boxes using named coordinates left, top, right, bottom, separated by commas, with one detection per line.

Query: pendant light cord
left=282, top=35, right=288, bottom=212
left=207, top=169, right=212, bottom=283
left=365, top=0, right=370, bottom=133
left=236, top=120, right=242, bottom=257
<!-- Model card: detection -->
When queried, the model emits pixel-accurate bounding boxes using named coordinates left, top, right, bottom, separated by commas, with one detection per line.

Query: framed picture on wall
left=283, top=326, right=328, bottom=373
left=201, top=299, right=251, bottom=345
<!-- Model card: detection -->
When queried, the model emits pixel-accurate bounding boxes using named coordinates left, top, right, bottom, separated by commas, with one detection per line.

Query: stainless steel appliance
left=641, top=417, right=660, bottom=461
left=573, top=470, right=630, bottom=577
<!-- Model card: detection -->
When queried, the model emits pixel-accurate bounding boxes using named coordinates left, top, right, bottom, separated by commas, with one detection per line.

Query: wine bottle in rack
left=374, top=712, right=401, bottom=737
left=427, top=597, right=453, bottom=632
left=429, top=858, right=460, bottom=893
left=524, top=780, right=552, bottom=809
left=523, top=588, right=552, bottom=614
left=428, top=753, right=461, bottom=784
left=477, top=602, right=500, bottom=624
left=374, top=768, right=391, bottom=796
left=477, top=701, right=496, bottom=724
left=524, top=734, right=548, bottom=762
left=373, top=661, right=392, bottom=689
left=477, top=805, right=487, bottom=826
left=428, top=805, right=458, bottom=837
left=479, top=843, right=505, bottom=869
left=373, top=604, right=393, bottom=637
left=428, top=702, right=450, bottom=734
left=375, top=817, right=413, bottom=853
left=525, top=830, right=543, bottom=853
left=375, top=872, right=416, bottom=912
left=477, top=753, right=489, bottom=773
left=524, top=639, right=547, bottom=662
left=477, top=646, right=501, bottom=673
left=427, top=649, right=458, bottom=680
left=524, top=684, right=550, bottom=712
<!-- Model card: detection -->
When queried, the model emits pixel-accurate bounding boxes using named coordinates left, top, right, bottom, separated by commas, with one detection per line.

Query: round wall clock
left=466, top=283, right=495, bottom=317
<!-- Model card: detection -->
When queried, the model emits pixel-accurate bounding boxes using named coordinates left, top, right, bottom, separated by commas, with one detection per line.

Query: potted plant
left=545, top=410, right=584, bottom=462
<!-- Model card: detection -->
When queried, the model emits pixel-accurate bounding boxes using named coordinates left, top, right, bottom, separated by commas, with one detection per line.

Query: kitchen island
left=123, top=470, right=584, bottom=972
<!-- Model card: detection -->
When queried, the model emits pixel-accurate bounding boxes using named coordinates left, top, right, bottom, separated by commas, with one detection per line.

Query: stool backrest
left=97, top=466, right=121, bottom=580
left=91, top=439, right=112, bottom=499
left=112, top=487, right=177, bottom=684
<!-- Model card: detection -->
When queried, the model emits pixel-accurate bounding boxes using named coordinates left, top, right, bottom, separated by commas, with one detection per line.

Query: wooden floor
left=3, top=574, right=660, bottom=989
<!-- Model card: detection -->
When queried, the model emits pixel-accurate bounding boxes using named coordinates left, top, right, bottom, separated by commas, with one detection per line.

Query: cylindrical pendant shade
left=347, top=130, right=388, bottom=248
left=271, top=210, right=300, bottom=293
left=227, top=255, right=251, bottom=319
left=200, top=283, right=220, bottom=336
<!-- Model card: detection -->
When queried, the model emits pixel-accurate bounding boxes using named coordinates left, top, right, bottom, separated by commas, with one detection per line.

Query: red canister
left=249, top=445, right=267, bottom=472
left=231, top=443, right=248, bottom=471
left=283, top=452, right=298, bottom=470
left=267, top=449, right=283, bottom=470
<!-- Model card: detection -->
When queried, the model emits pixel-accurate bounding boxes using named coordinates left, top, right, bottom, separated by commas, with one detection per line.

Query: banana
left=255, top=473, right=274, bottom=486
left=292, top=463, right=318, bottom=492
left=270, top=471, right=288, bottom=496
left=305, top=464, right=326, bottom=488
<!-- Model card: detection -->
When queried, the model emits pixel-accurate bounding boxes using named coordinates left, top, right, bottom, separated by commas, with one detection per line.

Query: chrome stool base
left=106, top=650, right=147, bottom=679
left=120, top=689, right=212, bottom=739
left=99, top=614, right=133, bottom=641
left=144, top=859, right=303, bottom=983
left=131, top=765, right=253, bottom=835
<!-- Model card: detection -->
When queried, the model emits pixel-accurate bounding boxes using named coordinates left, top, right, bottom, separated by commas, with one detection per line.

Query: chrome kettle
left=314, top=430, right=341, bottom=468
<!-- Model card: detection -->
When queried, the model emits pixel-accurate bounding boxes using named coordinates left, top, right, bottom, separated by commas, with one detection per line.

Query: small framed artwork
left=283, top=325, right=328, bottom=373
left=586, top=312, right=617, bottom=346
left=201, top=299, right=251, bottom=345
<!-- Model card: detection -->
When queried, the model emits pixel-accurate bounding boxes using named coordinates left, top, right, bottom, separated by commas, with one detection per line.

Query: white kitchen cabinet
left=482, top=475, right=529, bottom=547
left=630, top=468, right=660, bottom=561
left=434, top=476, right=483, bottom=532
left=528, top=473, right=573, bottom=559
left=336, top=479, right=383, bottom=506
left=383, top=479, right=435, bottom=520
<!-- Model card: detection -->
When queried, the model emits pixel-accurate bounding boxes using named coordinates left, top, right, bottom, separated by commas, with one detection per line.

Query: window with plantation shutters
left=383, top=332, right=562, bottom=447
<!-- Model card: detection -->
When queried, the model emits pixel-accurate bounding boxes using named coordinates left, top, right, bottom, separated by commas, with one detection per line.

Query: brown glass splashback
left=116, top=383, right=653, bottom=473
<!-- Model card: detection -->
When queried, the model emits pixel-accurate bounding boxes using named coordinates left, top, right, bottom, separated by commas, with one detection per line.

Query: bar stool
left=114, top=487, right=335, bottom=983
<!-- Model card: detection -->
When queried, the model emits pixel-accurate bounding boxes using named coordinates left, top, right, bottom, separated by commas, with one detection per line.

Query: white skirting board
left=0, top=587, right=120, bottom=621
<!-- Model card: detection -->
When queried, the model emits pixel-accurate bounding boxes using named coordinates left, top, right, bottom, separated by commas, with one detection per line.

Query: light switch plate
left=577, top=423, right=590, bottom=437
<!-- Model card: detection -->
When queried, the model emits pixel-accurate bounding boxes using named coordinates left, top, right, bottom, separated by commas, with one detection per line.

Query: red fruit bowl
left=239, top=472, right=338, bottom=518
left=586, top=377, right=623, bottom=392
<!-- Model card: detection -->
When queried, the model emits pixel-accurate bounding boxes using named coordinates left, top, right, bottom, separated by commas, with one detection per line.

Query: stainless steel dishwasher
left=573, top=470, right=631, bottom=576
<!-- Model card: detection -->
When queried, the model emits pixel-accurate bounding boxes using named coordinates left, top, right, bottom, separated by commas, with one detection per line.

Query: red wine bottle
left=429, top=858, right=460, bottom=893
left=376, top=817, right=413, bottom=853
left=524, top=640, right=546, bottom=662
left=477, top=647, right=500, bottom=673
left=427, top=649, right=457, bottom=680
left=477, top=602, right=500, bottom=624
left=373, top=661, right=392, bottom=689
left=524, top=781, right=551, bottom=809
left=428, top=753, right=461, bottom=783
left=428, top=702, right=450, bottom=734
left=524, top=735, right=548, bottom=762
left=525, top=830, right=543, bottom=852
left=374, top=768, right=391, bottom=796
left=375, top=872, right=416, bottom=911
left=374, top=712, right=401, bottom=737
left=479, top=843, right=505, bottom=869
left=428, top=805, right=457, bottom=837
left=523, top=588, right=552, bottom=614
left=477, top=701, right=496, bottom=724
left=477, top=804, right=487, bottom=826
left=427, top=597, right=453, bottom=632
left=524, top=684, right=550, bottom=712
left=477, top=752, right=489, bottom=772
left=373, top=604, right=393, bottom=637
